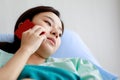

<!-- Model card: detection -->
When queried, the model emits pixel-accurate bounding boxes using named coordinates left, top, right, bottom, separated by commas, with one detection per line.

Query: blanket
left=18, top=65, right=81, bottom=80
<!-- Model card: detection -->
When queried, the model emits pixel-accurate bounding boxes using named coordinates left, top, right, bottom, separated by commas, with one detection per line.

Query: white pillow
left=0, top=34, right=14, bottom=43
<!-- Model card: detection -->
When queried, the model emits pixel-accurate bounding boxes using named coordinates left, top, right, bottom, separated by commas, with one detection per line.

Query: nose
left=50, top=28, right=59, bottom=38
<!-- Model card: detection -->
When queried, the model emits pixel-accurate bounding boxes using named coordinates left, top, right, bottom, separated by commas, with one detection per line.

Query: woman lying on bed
left=0, top=6, right=103, bottom=80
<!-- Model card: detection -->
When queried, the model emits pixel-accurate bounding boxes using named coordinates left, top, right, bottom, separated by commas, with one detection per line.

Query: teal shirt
left=0, top=49, right=103, bottom=80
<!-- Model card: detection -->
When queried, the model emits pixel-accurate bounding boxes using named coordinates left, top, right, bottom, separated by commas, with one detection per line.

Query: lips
left=47, top=37, right=56, bottom=46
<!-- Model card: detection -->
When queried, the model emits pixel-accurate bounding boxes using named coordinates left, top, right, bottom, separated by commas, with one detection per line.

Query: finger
left=34, top=27, right=46, bottom=36
left=40, top=35, right=47, bottom=40
left=31, top=25, right=42, bottom=31
left=23, top=28, right=32, bottom=33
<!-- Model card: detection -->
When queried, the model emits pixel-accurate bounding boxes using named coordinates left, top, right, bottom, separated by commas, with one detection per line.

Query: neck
left=27, top=53, right=46, bottom=65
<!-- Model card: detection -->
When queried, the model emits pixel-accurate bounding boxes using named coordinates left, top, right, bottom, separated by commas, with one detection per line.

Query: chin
left=38, top=41, right=58, bottom=58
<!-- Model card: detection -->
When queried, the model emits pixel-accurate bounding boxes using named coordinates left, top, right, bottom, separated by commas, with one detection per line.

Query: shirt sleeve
left=71, top=58, right=103, bottom=80
left=0, top=49, right=13, bottom=67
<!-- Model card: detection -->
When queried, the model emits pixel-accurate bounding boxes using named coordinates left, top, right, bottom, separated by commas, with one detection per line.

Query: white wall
left=0, top=0, right=120, bottom=77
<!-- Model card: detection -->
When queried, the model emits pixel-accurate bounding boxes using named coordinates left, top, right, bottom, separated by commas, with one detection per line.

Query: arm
left=0, top=25, right=46, bottom=80
left=0, top=47, right=31, bottom=80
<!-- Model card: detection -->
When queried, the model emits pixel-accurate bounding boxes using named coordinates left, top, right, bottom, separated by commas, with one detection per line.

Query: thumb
left=40, top=35, right=47, bottom=41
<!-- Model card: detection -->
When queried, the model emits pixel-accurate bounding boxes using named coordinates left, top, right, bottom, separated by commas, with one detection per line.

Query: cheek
left=32, top=20, right=43, bottom=26
left=56, top=39, right=61, bottom=48
left=32, top=18, right=44, bottom=26
left=32, top=20, right=51, bottom=31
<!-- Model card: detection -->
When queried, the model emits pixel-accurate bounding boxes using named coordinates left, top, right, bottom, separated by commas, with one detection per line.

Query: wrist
left=18, top=47, right=33, bottom=56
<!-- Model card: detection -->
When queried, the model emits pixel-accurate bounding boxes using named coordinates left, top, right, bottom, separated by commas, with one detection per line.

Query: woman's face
left=32, top=12, right=62, bottom=58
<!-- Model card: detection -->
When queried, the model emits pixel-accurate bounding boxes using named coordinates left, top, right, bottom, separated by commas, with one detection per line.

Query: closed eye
left=44, top=20, right=51, bottom=26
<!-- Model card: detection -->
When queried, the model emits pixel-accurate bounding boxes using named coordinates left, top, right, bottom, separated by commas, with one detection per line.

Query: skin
left=0, top=12, right=62, bottom=80
left=26, top=12, right=62, bottom=64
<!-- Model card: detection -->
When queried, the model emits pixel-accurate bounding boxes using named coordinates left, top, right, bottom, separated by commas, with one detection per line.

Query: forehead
left=33, top=12, right=62, bottom=28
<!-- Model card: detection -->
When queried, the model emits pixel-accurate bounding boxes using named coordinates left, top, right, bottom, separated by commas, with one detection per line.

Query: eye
left=44, top=20, right=51, bottom=26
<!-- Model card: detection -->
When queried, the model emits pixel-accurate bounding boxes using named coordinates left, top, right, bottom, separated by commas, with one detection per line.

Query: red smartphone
left=15, top=19, right=34, bottom=39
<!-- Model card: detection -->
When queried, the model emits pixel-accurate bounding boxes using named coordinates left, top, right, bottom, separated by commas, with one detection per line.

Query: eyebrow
left=44, top=16, right=55, bottom=23
left=44, top=16, right=62, bottom=32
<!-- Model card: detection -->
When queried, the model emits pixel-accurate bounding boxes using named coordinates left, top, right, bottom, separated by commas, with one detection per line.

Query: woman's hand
left=20, top=25, right=47, bottom=55
left=0, top=25, right=47, bottom=80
